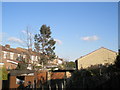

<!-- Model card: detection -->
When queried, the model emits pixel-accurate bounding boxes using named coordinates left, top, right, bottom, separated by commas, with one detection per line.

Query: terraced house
left=0, top=44, right=41, bottom=70
left=0, top=44, right=64, bottom=70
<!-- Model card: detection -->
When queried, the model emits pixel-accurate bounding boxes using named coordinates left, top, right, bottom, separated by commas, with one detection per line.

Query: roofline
left=76, top=47, right=117, bottom=60
left=1, top=44, right=41, bottom=56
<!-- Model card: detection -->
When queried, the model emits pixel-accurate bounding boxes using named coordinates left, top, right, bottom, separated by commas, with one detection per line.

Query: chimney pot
left=5, top=44, right=10, bottom=48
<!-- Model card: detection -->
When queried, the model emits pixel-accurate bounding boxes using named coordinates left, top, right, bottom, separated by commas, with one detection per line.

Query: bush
left=66, top=69, right=96, bottom=89
left=34, top=66, right=42, bottom=69
left=0, top=66, right=8, bottom=80
left=115, top=54, right=120, bottom=69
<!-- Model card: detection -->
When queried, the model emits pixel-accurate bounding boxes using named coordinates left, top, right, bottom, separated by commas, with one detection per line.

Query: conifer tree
left=34, top=25, right=56, bottom=65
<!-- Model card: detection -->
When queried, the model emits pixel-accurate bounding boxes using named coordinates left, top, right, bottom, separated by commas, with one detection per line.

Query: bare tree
left=18, top=26, right=39, bottom=70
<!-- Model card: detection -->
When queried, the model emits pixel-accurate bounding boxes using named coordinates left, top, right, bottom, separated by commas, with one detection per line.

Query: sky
left=1, top=0, right=119, bottom=2
left=1, top=2, right=118, bottom=61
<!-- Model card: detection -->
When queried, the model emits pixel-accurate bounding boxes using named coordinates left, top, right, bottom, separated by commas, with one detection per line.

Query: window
left=3, top=51, right=7, bottom=59
left=6, top=52, right=10, bottom=59
left=16, top=76, right=25, bottom=84
left=10, top=52, right=14, bottom=60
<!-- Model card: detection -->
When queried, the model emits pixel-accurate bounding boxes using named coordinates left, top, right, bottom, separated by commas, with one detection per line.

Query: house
left=48, top=57, right=63, bottom=65
left=0, top=44, right=64, bottom=70
left=76, top=47, right=118, bottom=70
left=0, top=44, right=41, bottom=70
left=44, top=57, right=64, bottom=70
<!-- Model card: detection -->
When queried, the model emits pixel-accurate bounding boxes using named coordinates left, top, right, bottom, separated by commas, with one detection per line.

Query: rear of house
left=76, top=47, right=117, bottom=69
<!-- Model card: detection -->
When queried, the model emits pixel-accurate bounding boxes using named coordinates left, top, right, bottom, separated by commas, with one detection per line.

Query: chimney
left=28, top=48, right=32, bottom=51
left=5, top=44, right=10, bottom=48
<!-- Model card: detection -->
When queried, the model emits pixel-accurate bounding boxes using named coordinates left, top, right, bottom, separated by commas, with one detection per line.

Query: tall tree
left=34, top=25, right=56, bottom=65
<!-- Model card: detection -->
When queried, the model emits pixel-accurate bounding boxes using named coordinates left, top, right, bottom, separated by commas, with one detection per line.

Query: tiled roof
left=1, top=44, right=41, bottom=56
left=10, top=70, right=35, bottom=76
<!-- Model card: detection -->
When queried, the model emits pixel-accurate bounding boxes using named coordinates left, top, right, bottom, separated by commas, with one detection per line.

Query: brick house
left=0, top=44, right=41, bottom=70
left=0, top=44, right=64, bottom=70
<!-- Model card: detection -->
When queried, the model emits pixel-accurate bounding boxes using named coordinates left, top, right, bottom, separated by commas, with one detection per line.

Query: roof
left=10, top=70, right=35, bottom=76
left=1, top=44, right=41, bottom=56
left=51, top=70, right=75, bottom=72
left=76, top=47, right=117, bottom=60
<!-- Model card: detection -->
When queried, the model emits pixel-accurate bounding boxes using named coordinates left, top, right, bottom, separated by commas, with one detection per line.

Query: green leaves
left=40, top=25, right=51, bottom=38
left=34, top=24, right=56, bottom=65
left=48, top=39, right=56, bottom=46
left=65, top=61, right=76, bottom=70
left=0, top=66, right=8, bottom=80
left=16, top=56, right=27, bottom=70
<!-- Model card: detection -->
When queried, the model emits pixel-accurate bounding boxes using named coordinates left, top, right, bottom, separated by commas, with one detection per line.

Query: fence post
left=42, top=85, right=44, bottom=90
left=83, top=77, right=85, bottom=88
left=49, top=84, right=51, bottom=90
left=56, top=84, right=58, bottom=90
left=62, top=83, right=64, bottom=90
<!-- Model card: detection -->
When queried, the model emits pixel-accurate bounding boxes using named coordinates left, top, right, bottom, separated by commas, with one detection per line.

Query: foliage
left=87, top=65, right=105, bottom=76
left=58, top=61, right=76, bottom=70
left=16, top=56, right=27, bottom=70
left=66, top=61, right=76, bottom=69
left=16, top=55, right=26, bottom=62
left=66, top=69, right=96, bottom=89
left=34, top=25, right=56, bottom=65
left=0, top=65, right=8, bottom=80
left=34, top=66, right=42, bottom=69
left=51, top=67, right=58, bottom=70
left=16, top=63, right=27, bottom=70
left=115, top=49, right=120, bottom=69
left=66, top=63, right=120, bottom=89
left=58, top=64, right=65, bottom=70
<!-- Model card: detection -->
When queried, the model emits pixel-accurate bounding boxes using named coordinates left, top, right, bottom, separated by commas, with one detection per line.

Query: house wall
left=3, top=51, right=7, bottom=59
left=1, top=45, right=41, bottom=70
left=24, top=76, right=35, bottom=87
left=36, top=71, right=47, bottom=87
left=6, top=61, right=18, bottom=69
left=77, top=48, right=117, bottom=69
left=37, top=72, right=47, bottom=82
left=10, top=52, right=14, bottom=60
left=9, top=76, right=19, bottom=88
left=51, top=72, right=65, bottom=80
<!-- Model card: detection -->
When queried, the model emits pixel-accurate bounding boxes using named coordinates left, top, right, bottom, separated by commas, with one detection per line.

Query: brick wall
left=9, top=76, right=19, bottom=88
left=51, top=72, right=65, bottom=79
left=24, top=76, right=35, bottom=87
